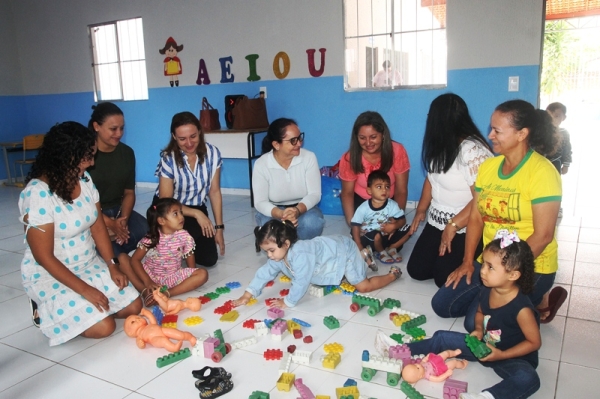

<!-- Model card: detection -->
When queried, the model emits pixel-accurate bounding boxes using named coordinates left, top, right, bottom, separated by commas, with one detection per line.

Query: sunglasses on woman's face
left=281, top=132, right=305, bottom=146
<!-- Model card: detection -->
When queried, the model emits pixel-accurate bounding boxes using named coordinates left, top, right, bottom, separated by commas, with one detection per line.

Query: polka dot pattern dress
left=18, top=173, right=139, bottom=346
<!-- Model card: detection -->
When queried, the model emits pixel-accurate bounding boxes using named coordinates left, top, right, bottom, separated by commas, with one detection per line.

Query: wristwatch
left=110, top=257, right=120, bottom=266
left=447, top=218, right=461, bottom=230
left=215, top=224, right=225, bottom=230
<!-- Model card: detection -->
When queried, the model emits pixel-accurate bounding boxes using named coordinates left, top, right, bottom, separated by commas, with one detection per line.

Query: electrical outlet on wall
left=508, top=76, right=519, bottom=92
left=260, top=86, right=267, bottom=98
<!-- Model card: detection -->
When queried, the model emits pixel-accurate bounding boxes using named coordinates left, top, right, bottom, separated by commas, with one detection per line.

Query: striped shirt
left=154, top=143, right=222, bottom=206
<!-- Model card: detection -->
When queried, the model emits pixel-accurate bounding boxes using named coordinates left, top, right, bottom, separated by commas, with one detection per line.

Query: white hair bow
left=494, top=229, right=520, bottom=248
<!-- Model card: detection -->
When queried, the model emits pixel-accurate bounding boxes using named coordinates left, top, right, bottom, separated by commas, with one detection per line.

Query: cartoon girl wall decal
left=159, top=37, right=183, bottom=87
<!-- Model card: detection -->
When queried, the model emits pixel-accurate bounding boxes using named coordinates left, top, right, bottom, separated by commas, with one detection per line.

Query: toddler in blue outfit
left=233, top=220, right=402, bottom=308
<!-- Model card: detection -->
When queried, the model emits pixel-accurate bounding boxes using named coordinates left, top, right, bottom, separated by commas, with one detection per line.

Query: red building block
left=293, top=329, right=303, bottom=339
left=162, top=314, right=178, bottom=324
left=198, top=295, right=212, bottom=304
left=303, top=335, right=313, bottom=344
left=265, top=298, right=278, bottom=306
left=280, top=289, right=289, bottom=297
left=214, top=302, right=234, bottom=315
left=264, top=348, right=283, bottom=360
left=243, top=319, right=261, bottom=329
left=287, top=345, right=296, bottom=354
left=266, top=280, right=275, bottom=287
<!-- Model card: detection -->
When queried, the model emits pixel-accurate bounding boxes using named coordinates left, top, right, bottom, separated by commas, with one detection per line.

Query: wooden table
left=0, top=139, right=23, bottom=186
left=204, top=128, right=267, bottom=207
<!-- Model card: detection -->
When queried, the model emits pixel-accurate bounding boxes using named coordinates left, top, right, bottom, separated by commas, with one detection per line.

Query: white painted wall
left=0, top=0, right=23, bottom=95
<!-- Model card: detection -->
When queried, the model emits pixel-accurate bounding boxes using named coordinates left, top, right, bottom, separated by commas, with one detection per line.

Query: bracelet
left=294, top=206, right=301, bottom=215
left=215, top=224, right=225, bottom=230
left=447, top=218, right=461, bottom=230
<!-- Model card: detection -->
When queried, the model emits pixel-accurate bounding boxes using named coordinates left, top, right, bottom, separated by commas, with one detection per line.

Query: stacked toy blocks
left=400, top=315, right=427, bottom=332
left=465, top=334, right=492, bottom=358
left=350, top=294, right=383, bottom=316
left=360, top=350, right=403, bottom=386
left=335, top=386, right=360, bottom=399
left=161, top=314, right=178, bottom=328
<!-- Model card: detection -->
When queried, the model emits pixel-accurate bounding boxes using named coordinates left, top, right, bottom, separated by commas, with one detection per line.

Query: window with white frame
left=89, top=17, right=148, bottom=101
left=343, top=0, right=447, bottom=90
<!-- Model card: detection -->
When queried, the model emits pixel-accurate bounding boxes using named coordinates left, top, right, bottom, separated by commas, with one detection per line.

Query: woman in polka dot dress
left=18, top=122, right=142, bottom=346
left=130, top=198, right=208, bottom=306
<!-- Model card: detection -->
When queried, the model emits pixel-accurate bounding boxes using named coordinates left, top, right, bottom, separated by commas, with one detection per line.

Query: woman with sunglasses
left=253, top=118, right=325, bottom=240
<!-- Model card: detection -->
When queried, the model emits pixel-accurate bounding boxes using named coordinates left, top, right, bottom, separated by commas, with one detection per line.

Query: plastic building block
left=271, top=320, right=288, bottom=335
left=343, top=378, right=357, bottom=387
left=293, top=329, right=303, bottom=339
left=159, top=285, right=169, bottom=293
left=401, top=315, right=427, bottom=332
left=150, top=305, right=164, bottom=326
left=162, top=314, right=178, bottom=324
left=225, top=281, right=241, bottom=289
left=279, top=352, right=292, bottom=375
left=247, top=297, right=258, bottom=306
left=308, top=285, right=324, bottom=297
left=156, top=348, right=191, bottom=368
left=362, top=350, right=370, bottom=361
left=389, top=344, right=411, bottom=360
left=292, top=318, right=311, bottom=327
left=266, top=280, right=275, bottom=287
left=198, top=295, right=212, bottom=304
left=400, top=381, right=425, bottom=399
left=360, top=350, right=403, bottom=386
left=392, top=314, right=411, bottom=327
left=443, top=378, right=468, bottom=399
left=339, top=281, right=356, bottom=293
left=389, top=312, right=398, bottom=320
left=248, top=391, right=270, bottom=399
left=205, top=292, right=220, bottom=300
left=390, top=306, right=421, bottom=319
left=335, top=386, right=359, bottom=399
left=183, top=316, right=204, bottom=326
left=264, top=348, right=284, bottom=360
left=191, top=333, right=211, bottom=357
left=287, top=320, right=301, bottom=333
left=291, top=349, right=312, bottom=365
left=303, top=335, right=313, bottom=344
left=267, top=307, right=284, bottom=318
left=230, top=336, right=257, bottom=349
left=280, top=288, right=289, bottom=296
left=323, top=315, right=340, bottom=329
left=162, top=322, right=177, bottom=329
left=243, top=318, right=261, bottom=329
left=465, top=334, right=492, bottom=359
left=214, top=301, right=234, bottom=315
left=220, top=310, right=239, bottom=322
left=322, top=352, right=341, bottom=369
left=263, top=318, right=274, bottom=328
left=324, top=342, right=344, bottom=353
left=287, top=344, right=296, bottom=354
left=383, top=298, right=401, bottom=309
left=279, top=274, right=291, bottom=282
left=350, top=294, right=383, bottom=316
left=315, top=396, right=330, bottom=399
left=215, top=286, right=231, bottom=294
left=294, top=378, right=316, bottom=399
left=254, top=321, right=268, bottom=336
left=276, top=372, right=295, bottom=392
left=265, top=298, right=278, bottom=306
left=389, top=333, right=404, bottom=343
left=404, top=327, right=426, bottom=340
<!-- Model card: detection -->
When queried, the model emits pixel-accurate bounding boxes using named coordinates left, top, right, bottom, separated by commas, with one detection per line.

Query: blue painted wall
left=0, top=64, right=538, bottom=201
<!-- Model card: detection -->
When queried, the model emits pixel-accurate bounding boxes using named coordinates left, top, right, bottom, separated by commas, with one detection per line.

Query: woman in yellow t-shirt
left=432, top=99, right=565, bottom=327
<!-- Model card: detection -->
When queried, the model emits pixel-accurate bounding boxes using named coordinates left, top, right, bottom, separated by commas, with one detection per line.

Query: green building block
left=205, top=292, right=220, bottom=300
left=156, top=348, right=191, bottom=368
left=383, top=298, right=401, bottom=309
left=214, top=329, right=225, bottom=344
left=249, top=391, right=270, bottom=399
left=465, top=334, right=492, bottom=359
left=215, top=286, right=231, bottom=294
left=400, top=315, right=427, bottom=332
left=323, top=315, right=340, bottom=329
left=389, top=333, right=404, bottom=343
left=404, top=327, right=426, bottom=338
left=352, top=294, right=382, bottom=316
left=400, top=381, right=425, bottom=399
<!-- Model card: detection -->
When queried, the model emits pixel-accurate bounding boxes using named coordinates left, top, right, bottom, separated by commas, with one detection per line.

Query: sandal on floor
left=386, top=247, right=403, bottom=262
left=538, top=286, right=568, bottom=324
left=29, top=298, right=40, bottom=328
left=389, top=265, right=402, bottom=281
left=195, top=376, right=234, bottom=398
left=361, top=247, right=378, bottom=271
left=376, top=250, right=395, bottom=264
left=192, top=366, right=232, bottom=382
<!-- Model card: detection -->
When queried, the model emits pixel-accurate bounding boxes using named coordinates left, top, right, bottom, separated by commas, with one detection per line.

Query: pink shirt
left=338, top=141, right=410, bottom=200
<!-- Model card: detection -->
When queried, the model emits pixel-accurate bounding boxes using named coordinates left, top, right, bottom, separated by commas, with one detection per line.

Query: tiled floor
left=0, top=185, right=599, bottom=399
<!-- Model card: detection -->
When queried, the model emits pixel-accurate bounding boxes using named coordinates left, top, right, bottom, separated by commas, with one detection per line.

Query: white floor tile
left=572, top=261, right=600, bottom=288
left=0, top=343, right=55, bottom=392
left=576, top=243, right=600, bottom=263
left=561, top=318, right=600, bottom=369
left=566, top=285, right=600, bottom=321
left=555, top=363, right=600, bottom=399
left=578, top=227, right=600, bottom=244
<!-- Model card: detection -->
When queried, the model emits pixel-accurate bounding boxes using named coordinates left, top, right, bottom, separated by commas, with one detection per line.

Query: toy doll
left=124, top=308, right=196, bottom=352
left=152, top=288, right=201, bottom=315
left=401, top=349, right=468, bottom=383
left=159, top=37, right=183, bottom=87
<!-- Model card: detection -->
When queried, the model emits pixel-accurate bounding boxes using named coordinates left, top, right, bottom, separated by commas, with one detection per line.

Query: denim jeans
left=408, top=331, right=540, bottom=399
left=255, top=206, right=325, bottom=240
left=431, top=261, right=556, bottom=331
left=102, top=206, right=148, bottom=256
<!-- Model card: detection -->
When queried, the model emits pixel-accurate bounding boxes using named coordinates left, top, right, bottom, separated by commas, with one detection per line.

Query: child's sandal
left=376, top=250, right=395, bottom=264
left=386, top=247, right=403, bottom=262
left=361, top=247, right=378, bottom=271
left=195, top=376, right=234, bottom=398
left=192, top=366, right=232, bottom=382
left=389, top=265, right=402, bottom=281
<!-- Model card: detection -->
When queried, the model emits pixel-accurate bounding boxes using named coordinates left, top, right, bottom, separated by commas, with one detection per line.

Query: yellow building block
left=322, top=352, right=341, bottom=369
left=335, top=386, right=359, bottom=399
left=339, top=282, right=355, bottom=293
left=183, top=316, right=204, bottom=326
left=392, top=314, right=411, bottom=327
left=279, top=275, right=291, bottom=282
left=247, top=298, right=258, bottom=306
left=324, top=342, right=344, bottom=353
left=276, top=372, right=295, bottom=391
left=220, top=310, right=239, bottom=322
left=162, top=322, right=177, bottom=329
left=315, top=396, right=331, bottom=399
left=287, top=320, right=301, bottom=333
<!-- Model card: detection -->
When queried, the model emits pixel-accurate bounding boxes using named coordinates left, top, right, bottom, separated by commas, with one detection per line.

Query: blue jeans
left=408, top=331, right=540, bottom=399
left=431, top=261, right=556, bottom=331
left=102, top=206, right=149, bottom=256
left=255, top=206, right=325, bottom=240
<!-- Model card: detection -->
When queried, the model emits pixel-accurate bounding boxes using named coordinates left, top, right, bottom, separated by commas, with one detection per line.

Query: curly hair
left=161, top=111, right=207, bottom=169
left=144, top=198, right=182, bottom=249
left=346, top=111, right=394, bottom=174
left=254, top=219, right=298, bottom=253
left=484, top=239, right=535, bottom=294
left=27, top=122, right=97, bottom=203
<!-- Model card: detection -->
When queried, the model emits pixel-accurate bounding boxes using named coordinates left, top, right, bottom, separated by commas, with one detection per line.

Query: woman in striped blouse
left=154, top=111, right=225, bottom=267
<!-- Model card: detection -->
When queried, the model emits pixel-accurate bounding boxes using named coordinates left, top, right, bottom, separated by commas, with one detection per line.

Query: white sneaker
left=460, top=391, right=494, bottom=399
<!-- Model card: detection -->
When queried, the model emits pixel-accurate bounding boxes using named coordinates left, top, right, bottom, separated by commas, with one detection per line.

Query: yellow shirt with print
left=475, top=150, right=562, bottom=274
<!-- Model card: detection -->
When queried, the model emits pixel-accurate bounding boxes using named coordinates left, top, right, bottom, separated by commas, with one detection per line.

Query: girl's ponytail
left=254, top=219, right=299, bottom=252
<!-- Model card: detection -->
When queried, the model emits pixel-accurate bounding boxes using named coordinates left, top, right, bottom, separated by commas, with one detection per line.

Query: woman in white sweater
left=253, top=118, right=325, bottom=240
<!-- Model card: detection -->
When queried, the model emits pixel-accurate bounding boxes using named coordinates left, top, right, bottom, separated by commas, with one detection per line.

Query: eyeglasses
left=281, top=132, right=305, bottom=146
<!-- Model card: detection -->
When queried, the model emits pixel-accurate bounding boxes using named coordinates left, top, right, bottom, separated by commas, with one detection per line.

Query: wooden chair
left=14, top=134, right=45, bottom=184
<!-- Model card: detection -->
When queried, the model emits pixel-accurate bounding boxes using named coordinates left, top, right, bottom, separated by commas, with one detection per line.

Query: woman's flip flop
left=538, top=286, right=568, bottom=324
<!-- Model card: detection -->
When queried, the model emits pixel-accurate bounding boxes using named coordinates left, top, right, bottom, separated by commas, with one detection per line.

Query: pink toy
left=443, top=378, right=468, bottom=399
left=124, top=308, right=197, bottom=352
left=267, top=307, right=284, bottom=318
left=153, top=288, right=202, bottom=315
left=389, top=344, right=411, bottom=360
left=401, top=349, right=468, bottom=383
